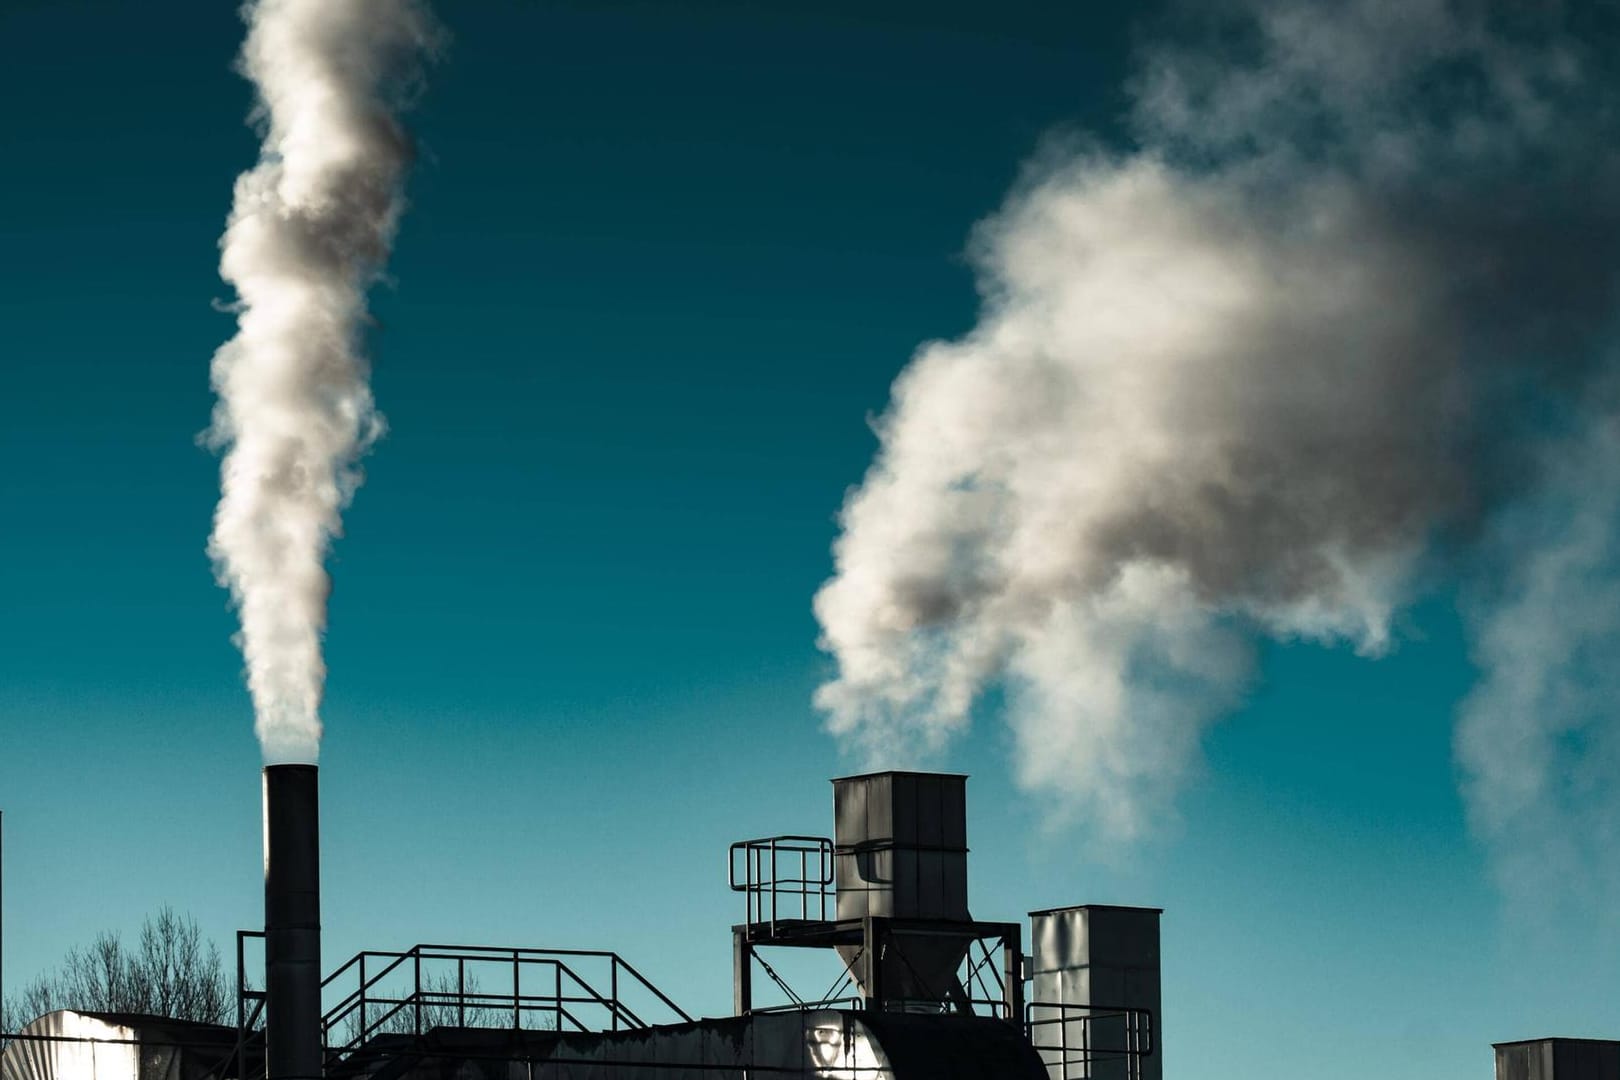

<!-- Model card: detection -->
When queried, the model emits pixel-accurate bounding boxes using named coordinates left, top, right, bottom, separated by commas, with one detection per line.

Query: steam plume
left=815, top=0, right=1620, bottom=866
left=208, top=0, right=438, bottom=763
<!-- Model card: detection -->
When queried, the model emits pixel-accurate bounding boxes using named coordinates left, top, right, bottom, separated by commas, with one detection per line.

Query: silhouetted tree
left=2, top=908, right=231, bottom=1028
left=339, top=971, right=518, bottom=1045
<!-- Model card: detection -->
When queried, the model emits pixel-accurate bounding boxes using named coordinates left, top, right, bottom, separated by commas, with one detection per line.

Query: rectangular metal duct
left=833, top=772, right=971, bottom=1005
left=1494, top=1039, right=1620, bottom=1080
left=1029, top=905, right=1161, bottom=1080
left=263, top=765, right=321, bottom=1080
left=833, top=771, right=968, bottom=922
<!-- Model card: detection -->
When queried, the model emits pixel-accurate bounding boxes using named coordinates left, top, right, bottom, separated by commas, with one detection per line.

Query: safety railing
left=729, top=835, right=835, bottom=934
left=318, top=944, right=692, bottom=1060
left=1025, top=1001, right=1154, bottom=1080
left=230, top=936, right=690, bottom=1065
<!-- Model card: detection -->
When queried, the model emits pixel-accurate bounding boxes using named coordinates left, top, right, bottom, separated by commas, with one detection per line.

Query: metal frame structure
left=0, top=769, right=1158, bottom=1080
left=732, top=915, right=1024, bottom=1020
left=729, top=835, right=1023, bottom=1022
left=235, top=936, right=692, bottom=1070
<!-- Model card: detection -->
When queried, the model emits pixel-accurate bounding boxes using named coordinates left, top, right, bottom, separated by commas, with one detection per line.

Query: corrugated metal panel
left=1555, top=1041, right=1620, bottom=1079
left=893, top=846, right=919, bottom=918
left=867, top=774, right=893, bottom=843
left=1029, top=906, right=1161, bottom=1080
left=940, top=852, right=968, bottom=922
left=0, top=1011, right=238, bottom=1080
left=892, top=773, right=919, bottom=845
left=941, top=781, right=967, bottom=851
left=835, top=851, right=867, bottom=919
left=835, top=779, right=869, bottom=921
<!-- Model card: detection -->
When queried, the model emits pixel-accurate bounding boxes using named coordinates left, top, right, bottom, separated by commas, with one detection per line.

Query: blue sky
left=2, top=2, right=1617, bottom=1078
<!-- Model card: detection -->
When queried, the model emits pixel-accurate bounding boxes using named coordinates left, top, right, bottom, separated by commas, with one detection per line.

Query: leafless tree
left=2, top=908, right=231, bottom=1029
left=339, top=971, right=526, bottom=1045
left=130, top=908, right=231, bottom=1023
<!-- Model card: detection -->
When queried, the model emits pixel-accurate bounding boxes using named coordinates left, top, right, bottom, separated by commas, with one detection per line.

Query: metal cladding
left=0, top=1010, right=239, bottom=1080
left=1029, top=905, right=1162, bottom=1080
left=263, top=765, right=321, bottom=1080
left=833, top=772, right=969, bottom=921
left=833, top=772, right=973, bottom=1003
left=1494, top=1038, right=1620, bottom=1080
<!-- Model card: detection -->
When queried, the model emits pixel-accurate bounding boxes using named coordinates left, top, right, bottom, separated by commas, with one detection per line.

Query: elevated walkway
left=328, top=1009, right=1047, bottom=1080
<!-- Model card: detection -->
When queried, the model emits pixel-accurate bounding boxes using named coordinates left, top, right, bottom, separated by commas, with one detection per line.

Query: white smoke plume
left=815, top=0, right=1620, bottom=858
left=208, top=0, right=439, bottom=763
left=1457, top=402, right=1620, bottom=911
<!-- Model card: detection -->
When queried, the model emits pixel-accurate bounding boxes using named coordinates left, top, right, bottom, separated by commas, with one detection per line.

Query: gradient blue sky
left=1, top=2, right=1615, bottom=1078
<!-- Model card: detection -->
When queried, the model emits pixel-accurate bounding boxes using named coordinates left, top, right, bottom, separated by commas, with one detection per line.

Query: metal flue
left=263, top=765, right=321, bottom=1080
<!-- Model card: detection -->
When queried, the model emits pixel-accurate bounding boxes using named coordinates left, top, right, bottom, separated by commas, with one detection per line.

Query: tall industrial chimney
left=263, top=765, right=322, bottom=1080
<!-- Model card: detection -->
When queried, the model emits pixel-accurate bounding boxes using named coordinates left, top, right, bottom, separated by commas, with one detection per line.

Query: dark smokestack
left=263, top=765, right=321, bottom=1080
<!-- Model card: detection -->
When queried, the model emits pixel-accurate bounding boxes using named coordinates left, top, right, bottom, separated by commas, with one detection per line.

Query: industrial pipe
left=263, top=765, right=321, bottom=1080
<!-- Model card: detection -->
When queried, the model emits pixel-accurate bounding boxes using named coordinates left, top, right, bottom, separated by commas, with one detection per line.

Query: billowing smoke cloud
left=208, top=0, right=439, bottom=763
left=815, top=0, right=1620, bottom=864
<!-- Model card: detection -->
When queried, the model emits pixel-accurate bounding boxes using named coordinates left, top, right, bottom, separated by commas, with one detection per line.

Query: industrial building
left=0, top=767, right=1613, bottom=1079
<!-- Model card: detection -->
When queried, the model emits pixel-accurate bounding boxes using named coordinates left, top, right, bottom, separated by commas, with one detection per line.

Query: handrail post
left=1077, top=1006, right=1086, bottom=1080
left=610, top=959, right=619, bottom=1033
left=822, top=841, right=830, bottom=920
left=359, top=953, right=368, bottom=1045
left=414, top=950, right=422, bottom=1036
left=458, top=958, right=465, bottom=1029
left=236, top=932, right=246, bottom=1035
left=512, top=949, right=521, bottom=1030
left=1003, top=926, right=1023, bottom=1025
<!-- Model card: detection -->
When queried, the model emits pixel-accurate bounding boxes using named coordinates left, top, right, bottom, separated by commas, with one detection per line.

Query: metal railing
left=234, top=934, right=690, bottom=1065
left=318, top=944, right=692, bottom=1060
left=729, top=835, right=835, bottom=933
left=750, top=997, right=865, bottom=1015
left=1025, top=1001, right=1154, bottom=1080
left=236, top=930, right=266, bottom=1035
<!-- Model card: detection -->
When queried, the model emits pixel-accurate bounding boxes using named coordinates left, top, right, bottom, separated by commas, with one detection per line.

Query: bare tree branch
left=3, top=909, right=232, bottom=1027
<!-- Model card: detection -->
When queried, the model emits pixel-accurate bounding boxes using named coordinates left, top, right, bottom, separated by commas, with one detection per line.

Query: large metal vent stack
left=833, top=772, right=972, bottom=1005
left=1029, top=905, right=1161, bottom=1080
left=263, top=765, right=321, bottom=1080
